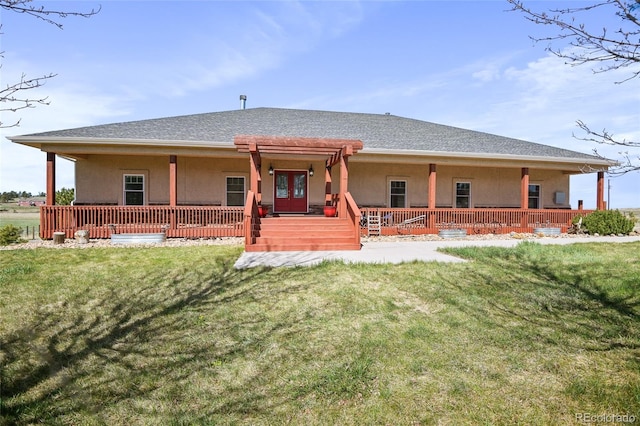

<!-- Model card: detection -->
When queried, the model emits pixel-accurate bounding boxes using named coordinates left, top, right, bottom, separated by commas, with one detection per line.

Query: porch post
left=596, top=171, right=605, bottom=210
left=249, top=144, right=262, bottom=204
left=427, top=163, right=437, bottom=230
left=520, top=167, right=530, bottom=230
left=325, top=162, right=332, bottom=206
left=428, top=163, right=437, bottom=209
left=169, top=155, right=177, bottom=207
left=520, top=167, right=529, bottom=209
left=46, top=152, right=56, bottom=205
left=338, top=151, right=349, bottom=218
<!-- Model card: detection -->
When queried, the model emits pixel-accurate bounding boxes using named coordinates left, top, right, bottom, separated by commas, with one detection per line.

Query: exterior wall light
left=309, top=165, right=314, bottom=177
left=268, top=164, right=274, bottom=176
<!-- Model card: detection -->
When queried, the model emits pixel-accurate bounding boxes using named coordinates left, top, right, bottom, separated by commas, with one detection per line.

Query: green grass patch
left=1, top=242, right=639, bottom=424
left=0, top=208, right=40, bottom=240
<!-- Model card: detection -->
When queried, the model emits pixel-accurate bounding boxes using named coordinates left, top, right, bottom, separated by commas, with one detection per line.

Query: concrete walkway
left=233, top=235, right=640, bottom=268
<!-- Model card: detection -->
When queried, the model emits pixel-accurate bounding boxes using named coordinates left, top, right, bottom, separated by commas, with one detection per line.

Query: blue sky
left=1, top=0, right=638, bottom=208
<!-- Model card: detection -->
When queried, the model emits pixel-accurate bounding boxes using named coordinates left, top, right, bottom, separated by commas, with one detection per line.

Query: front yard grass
left=1, top=241, right=638, bottom=424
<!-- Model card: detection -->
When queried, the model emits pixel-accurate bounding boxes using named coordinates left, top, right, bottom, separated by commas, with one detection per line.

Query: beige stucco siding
left=348, top=162, right=428, bottom=207
left=531, top=169, right=571, bottom=208
left=179, top=157, right=249, bottom=205
left=348, top=164, right=570, bottom=209
left=75, top=155, right=571, bottom=209
left=75, top=155, right=249, bottom=205
left=75, top=155, right=167, bottom=204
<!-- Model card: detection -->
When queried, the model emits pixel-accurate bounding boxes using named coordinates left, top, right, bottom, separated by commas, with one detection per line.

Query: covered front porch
left=37, top=141, right=605, bottom=248
left=234, top=135, right=364, bottom=251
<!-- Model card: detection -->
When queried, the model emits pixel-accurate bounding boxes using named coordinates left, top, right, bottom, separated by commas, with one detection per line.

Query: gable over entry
left=234, top=135, right=364, bottom=217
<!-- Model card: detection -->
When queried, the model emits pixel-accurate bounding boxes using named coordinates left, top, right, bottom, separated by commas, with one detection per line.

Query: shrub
left=582, top=210, right=634, bottom=235
left=55, top=187, right=75, bottom=205
left=571, top=215, right=584, bottom=226
left=0, top=224, right=25, bottom=245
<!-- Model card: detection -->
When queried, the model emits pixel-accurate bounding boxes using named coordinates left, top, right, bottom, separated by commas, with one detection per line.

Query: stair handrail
left=243, top=190, right=259, bottom=246
left=344, top=192, right=361, bottom=247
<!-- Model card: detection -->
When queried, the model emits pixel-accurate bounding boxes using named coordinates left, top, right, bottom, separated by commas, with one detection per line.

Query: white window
left=455, top=182, right=471, bottom=208
left=528, top=184, right=541, bottom=209
left=123, top=174, right=144, bottom=205
left=226, top=176, right=245, bottom=206
left=389, top=180, right=407, bottom=208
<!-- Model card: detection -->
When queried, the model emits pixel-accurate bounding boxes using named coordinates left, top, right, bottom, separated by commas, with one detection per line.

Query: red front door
left=274, top=170, right=308, bottom=213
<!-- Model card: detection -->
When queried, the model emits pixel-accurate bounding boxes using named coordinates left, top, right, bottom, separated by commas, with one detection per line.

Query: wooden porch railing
left=40, top=205, right=593, bottom=240
left=40, top=205, right=244, bottom=239
left=359, top=207, right=593, bottom=236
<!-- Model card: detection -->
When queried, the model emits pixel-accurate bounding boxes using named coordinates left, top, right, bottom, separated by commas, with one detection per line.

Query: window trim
left=455, top=181, right=472, bottom=209
left=388, top=178, right=408, bottom=208
left=225, top=175, right=246, bottom=207
left=123, top=174, right=145, bottom=206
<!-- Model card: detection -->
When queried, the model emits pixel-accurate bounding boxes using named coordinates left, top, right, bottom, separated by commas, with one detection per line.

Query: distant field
left=621, top=208, right=640, bottom=217
left=0, top=204, right=40, bottom=237
left=0, top=203, right=40, bottom=214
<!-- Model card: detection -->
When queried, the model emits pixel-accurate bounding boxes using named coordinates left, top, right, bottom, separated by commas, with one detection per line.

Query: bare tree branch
left=0, top=73, right=56, bottom=128
left=0, top=0, right=100, bottom=128
left=575, top=121, right=640, bottom=175
left=507, top=0, right=640, bottom=82
left=0, top=0, right=100, bottom=30
left=509, top=0, right=640, bottom=175
left=575, top=120, right=640, bottom=148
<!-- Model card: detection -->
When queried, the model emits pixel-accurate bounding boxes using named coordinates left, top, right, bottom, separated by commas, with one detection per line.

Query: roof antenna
left=240, top=95, right=247, bottom=110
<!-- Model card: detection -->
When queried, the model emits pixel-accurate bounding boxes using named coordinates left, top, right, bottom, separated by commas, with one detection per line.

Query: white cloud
left=120, top=1, right=366, bottom=101
left=462, top=53, right=640, bottom=208
left=307, top=50, right=640, bottom=207
left=1, top=1, right=368, bottom=193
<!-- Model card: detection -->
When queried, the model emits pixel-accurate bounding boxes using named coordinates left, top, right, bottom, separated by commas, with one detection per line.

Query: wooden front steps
left=246, top=216, right=361, bottom=252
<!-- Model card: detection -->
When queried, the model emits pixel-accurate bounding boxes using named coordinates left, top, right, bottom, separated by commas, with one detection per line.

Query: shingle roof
left=20, top=107, right=601, bottom=161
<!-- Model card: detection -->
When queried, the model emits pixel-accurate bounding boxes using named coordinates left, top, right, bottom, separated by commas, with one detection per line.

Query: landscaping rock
left=74, top=230, right=89, bottom=244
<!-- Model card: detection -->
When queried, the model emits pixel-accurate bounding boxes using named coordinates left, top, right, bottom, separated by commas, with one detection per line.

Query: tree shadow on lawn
left=440, top=243, right=640, bottom=353
left=0, top=260, right=318, bottom=423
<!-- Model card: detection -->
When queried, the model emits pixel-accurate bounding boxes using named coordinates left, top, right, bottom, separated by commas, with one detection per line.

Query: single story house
left=9, top=106, right=611, bottom=251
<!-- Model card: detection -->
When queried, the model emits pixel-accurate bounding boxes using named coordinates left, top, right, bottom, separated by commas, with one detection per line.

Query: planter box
left=439, top=229, right=467, bottom=239
left=111, top=233, right=167, bottom=245
left=533, top=227, right=561, bottom=236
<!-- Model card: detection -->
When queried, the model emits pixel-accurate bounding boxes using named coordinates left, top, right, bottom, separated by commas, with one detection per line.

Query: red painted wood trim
left=169, top=155, right=177, bottom=207
left=596, top=171, right=605, bottom=210
left=234, top=135, right=363, bottom=152
left=338, top=155, right=349, bottom=218
left=325, top=164, right=332, bottom=204
left=520, top=167, right=529, bottom=210
left=46, top=152, right=56, bottom=205
left=249, top=151, right=261, bottom=204
left=428, top=163, right=437, bottom=209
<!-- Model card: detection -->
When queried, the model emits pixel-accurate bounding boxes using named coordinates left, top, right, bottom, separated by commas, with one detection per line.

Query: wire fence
left=19, top=225, right=41, bottom=240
